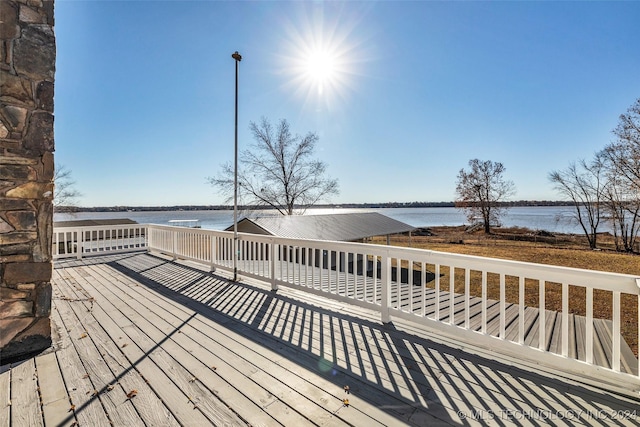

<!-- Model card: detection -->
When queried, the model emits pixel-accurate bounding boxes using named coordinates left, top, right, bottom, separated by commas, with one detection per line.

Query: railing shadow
left=102, top=253, right=637, bottom=426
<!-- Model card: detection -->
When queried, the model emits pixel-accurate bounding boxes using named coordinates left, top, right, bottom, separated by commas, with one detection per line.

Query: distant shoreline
left=62, top=200, right=574, bottom=213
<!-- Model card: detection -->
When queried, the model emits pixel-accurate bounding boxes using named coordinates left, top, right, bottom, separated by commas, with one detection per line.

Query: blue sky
left=54, top=1, right=640, bottom=207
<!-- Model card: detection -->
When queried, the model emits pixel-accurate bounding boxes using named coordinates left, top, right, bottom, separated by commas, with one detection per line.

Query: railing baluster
left=409, top=260, right=414, bottom=314
left=500, top=274, right=506, bottom=339
left=586, top=287, right=593, bottom=364
left=562, top=283, right=569, bottom=357
left=519, top=276, right=525, bottom=345
left=464, top=268, right=470, bottom=329
left=311, top=248, right=316, bottom=289
left=77, top=230, right=83, bottom=259
left=449, top=266, right=455, bottom=325
left=373, top=255, right=378, bottom=305
left=539, top=280, right=546, bottom=351
left=421, top=262, right=426, bottom=318
left=481, top=271, right=487, bottom=334
left=435, top=264, right=440, bottom=321
left=210, top=235, right=216, bottom=271
left=381, top=251, right=391, bottom=324
left=397, top=257, right=400, bottom=310
left=612, top=291, right=621, bottom=372
left=306, top=247, right=310, bottom=287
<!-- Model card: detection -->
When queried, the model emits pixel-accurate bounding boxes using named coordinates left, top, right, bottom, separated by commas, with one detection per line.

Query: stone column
left=1, top=0, right=55, bottom=362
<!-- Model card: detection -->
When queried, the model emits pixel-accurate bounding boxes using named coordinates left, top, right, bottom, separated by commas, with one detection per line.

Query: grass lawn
left=371, top=226, right=640, bottom=356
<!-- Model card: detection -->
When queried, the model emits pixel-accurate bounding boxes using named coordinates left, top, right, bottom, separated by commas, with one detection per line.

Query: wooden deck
left=1, top=252, right=639, bottom=426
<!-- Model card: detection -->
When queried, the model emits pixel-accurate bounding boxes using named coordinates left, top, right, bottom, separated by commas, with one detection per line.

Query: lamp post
left=232, top=51, right=242, bottom=282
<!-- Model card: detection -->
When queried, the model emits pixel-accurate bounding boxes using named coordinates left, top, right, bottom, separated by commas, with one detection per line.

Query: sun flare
left=304, top=50, right=337, bottom=94
left=277, top=5, right=371, bottom=109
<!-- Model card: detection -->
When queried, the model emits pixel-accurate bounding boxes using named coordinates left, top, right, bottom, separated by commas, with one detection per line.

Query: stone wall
left=0, top=0, right=55, bottom=362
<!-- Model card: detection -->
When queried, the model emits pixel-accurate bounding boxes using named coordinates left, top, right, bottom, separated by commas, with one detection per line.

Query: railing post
left=76, top=228, right=84, bottom=260
left=145, top=225, right=151, bottom=252
left=210, top=235, right=217, bottom=272
left=172, top=230, right=177, bottom=260
left=381, top=250, right=391, bottom=324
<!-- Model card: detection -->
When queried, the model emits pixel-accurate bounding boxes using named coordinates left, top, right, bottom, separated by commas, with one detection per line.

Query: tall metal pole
left=232, top=51, right=242, bottom=281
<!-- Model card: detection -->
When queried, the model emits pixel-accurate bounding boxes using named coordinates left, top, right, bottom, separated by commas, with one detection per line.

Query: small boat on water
left=168, top=219, right=201, bottom=228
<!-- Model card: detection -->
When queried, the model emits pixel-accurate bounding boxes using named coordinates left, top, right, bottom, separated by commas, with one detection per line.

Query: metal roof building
left=226, top=212, right=415, bottom=242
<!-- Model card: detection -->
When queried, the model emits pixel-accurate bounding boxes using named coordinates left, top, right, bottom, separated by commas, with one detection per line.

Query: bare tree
left=605, top=98, right=640, bottom=190
left=208, top=117, right=339, bottom=215
left=455, top=159, right=515, bottom=234
left=54, top=164, right=82, bottom=213
left=601, top=168, right=640, bottom=252
left=549, top=159, right=605, bottom=249
left=599, top=98, right=640, bottom=252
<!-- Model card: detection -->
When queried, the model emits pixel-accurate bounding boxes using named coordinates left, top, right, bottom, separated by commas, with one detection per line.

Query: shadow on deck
left=2, top=252, right=639, bottom=426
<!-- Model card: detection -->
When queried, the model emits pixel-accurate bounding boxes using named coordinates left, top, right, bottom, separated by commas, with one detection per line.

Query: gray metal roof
left=230, top=212, right=415, bottom=241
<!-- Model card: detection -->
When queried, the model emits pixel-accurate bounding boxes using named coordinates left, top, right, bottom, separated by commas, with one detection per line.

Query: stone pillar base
left=0, top=317, right=51, bottom=364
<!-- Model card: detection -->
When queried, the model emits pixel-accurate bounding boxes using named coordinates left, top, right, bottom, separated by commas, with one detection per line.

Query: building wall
left=0, top=0, right=55, bottom=361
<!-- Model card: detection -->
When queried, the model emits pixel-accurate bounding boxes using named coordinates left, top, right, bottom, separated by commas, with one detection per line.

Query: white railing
left=54, top=224, right=640, bottom=392
left=52, top=224, right=148, bottom=259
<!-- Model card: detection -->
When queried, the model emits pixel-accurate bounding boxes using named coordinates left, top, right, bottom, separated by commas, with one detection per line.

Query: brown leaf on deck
left=79, top=333, right=88, bottom=339
left=68, top=404, right=76, bottom=412
left=126, top=389, right=138, bottom=399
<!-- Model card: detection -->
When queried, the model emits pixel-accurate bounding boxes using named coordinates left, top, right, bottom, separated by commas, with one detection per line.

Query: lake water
left=54, top=206, right=594, bottom=234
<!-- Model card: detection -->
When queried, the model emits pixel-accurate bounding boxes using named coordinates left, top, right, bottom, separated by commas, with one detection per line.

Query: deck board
left=54, top=269, right=150, bottom=427
left=50, top=299, right=114, bottom=427
left=2, top=252, right=639, bottom=426
left=0, top=365, right=9, bottom=427
left=36, top=352, right=74, bottom=427
left=10, top=359, right=43, bottom=427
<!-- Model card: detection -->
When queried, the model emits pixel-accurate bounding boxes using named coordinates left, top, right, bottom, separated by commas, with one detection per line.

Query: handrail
left=52, top=224, right=148, bottom=259
left=53, top=223, right=640, bottom=392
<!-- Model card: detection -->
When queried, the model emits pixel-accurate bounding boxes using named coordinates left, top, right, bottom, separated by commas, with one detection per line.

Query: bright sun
left=304, top=50, right=337, bottom=94
left=278, top=5, right=369, bottom=108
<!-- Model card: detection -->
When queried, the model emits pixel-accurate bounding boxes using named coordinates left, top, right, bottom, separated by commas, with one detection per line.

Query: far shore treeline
left=64, top=200, right=574, bottom=213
